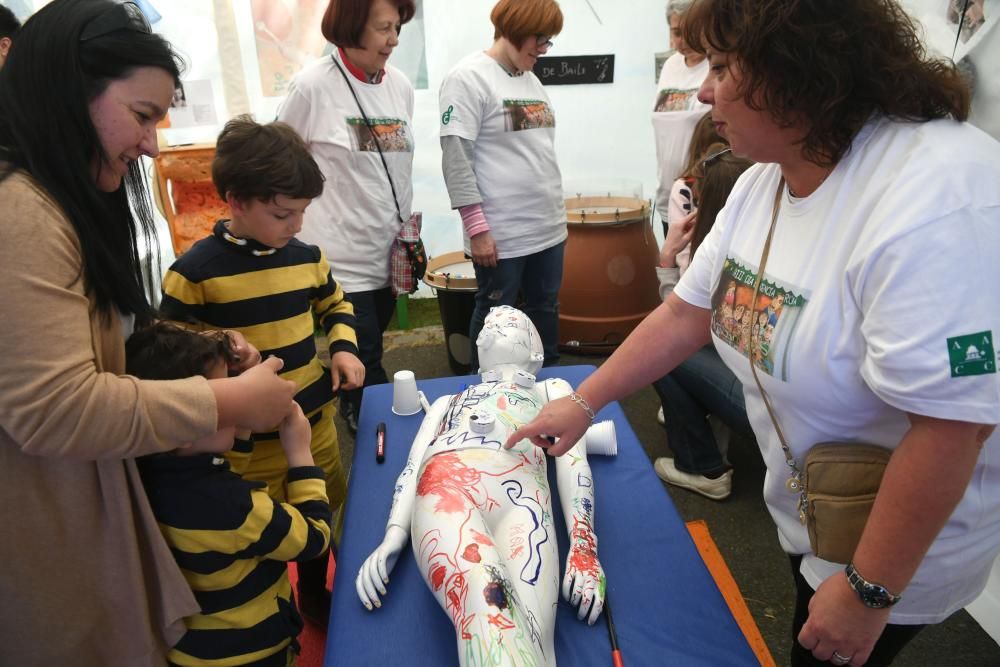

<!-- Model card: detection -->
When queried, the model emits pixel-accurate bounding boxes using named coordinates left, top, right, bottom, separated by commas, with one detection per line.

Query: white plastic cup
left=392, top=370, right=422, bottom=416
left=585, top=420, right=617, bottom=457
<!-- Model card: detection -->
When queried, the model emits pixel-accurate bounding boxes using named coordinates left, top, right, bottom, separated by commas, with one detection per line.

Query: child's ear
left=225, top=192, right=245, bottom=212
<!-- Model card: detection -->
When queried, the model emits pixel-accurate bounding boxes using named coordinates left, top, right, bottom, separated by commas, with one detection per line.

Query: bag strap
left=747, top=176, right=808, bottom=523
left=331, top=54, right=405, bottom=226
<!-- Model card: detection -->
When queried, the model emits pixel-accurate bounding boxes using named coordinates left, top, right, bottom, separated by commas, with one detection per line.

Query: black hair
left=125, top=321, right=237, bottom=381
left=0, top=4, right=21, bottom=40
left=0, top=0, right=184, bottom=322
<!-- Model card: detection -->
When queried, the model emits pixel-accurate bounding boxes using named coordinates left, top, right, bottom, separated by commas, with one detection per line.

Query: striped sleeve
left=160, top=264, right=209, bottom=330
left=312, top=250, right=359, bottom=357
left=234, top=465, right=332, bottom=562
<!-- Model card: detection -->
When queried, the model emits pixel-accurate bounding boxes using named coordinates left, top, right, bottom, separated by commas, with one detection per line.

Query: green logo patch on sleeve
left=948, top=331, right=996, bottom=377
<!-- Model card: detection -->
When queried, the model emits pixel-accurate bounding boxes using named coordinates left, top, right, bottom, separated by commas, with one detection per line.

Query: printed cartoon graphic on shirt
left=502, top=99, right=555, bottom=132
left=654, top=88, right=699, bottom=112
left=346, top=117, right=414, bottom=153
left=710, top=256, right=810, bottom=381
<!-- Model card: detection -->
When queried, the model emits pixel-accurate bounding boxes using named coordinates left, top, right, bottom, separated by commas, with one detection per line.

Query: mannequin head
left=475, top=306, right=544, bottom=376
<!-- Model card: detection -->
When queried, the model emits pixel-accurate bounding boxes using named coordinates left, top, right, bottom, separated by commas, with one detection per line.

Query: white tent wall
left=20, top=0, right=1000, bottom=644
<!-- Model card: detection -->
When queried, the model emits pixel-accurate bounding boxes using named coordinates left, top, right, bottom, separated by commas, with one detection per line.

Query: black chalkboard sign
left=533, top=55, right=615, bottom=85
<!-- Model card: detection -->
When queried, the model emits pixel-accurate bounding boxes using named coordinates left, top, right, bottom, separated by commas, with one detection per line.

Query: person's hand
left=278, top=402, right=314, bottom=467
left=331, top=351, right=366, bottom=392
left=505, top=396, right=592, bottom=456
left=563, top=539, right=606, bottom=625
left=234, top=356, right=297, bottom=431
left=660, top=209, right=697, bottom=268
left=470, top=230, right=498, bottom=267
left=797, top=571, right=890, bottom=666
left=223, top=330, right=263, bottom=372
left=356, top=525, right=409, bottom=610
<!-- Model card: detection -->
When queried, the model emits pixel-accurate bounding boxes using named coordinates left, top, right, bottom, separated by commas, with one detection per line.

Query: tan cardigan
left=0, top=172, right=218, bottom=665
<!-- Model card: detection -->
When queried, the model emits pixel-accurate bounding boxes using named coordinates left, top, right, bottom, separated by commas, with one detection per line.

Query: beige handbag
left=747, top=178, right=891, bottom=564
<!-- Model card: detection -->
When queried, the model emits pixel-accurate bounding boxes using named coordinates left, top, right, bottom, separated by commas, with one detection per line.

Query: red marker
left=376, top=422, right=386, bottom=464
left=605, top=596, right=623, bottom=666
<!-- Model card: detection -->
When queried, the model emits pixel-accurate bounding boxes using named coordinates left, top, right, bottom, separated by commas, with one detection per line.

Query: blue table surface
left=325, top=366, right=757, bottom=666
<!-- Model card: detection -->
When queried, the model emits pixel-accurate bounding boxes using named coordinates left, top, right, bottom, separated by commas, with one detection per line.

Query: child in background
left=159, top=115, right=364, bottom=626
left=127, top=322, right=331, bottom=667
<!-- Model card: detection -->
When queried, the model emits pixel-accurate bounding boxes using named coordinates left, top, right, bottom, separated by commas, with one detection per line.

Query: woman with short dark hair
left=512, top=1, right=1000, bottom=664
left=0, top=1, right=297, bottom=664
left=439, top=0, right=566, bottom=372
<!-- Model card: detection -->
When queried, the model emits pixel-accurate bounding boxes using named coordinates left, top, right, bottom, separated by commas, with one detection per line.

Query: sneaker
left=339, top=398, right=358, bottom=436
left=297, top=584, right=331, bottom=629
left=653, top=457, right=733, bottom=500
left=657, top=406, right=665, bottom=425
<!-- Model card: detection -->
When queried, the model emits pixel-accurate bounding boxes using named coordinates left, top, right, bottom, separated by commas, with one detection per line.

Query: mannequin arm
left=545, top=379, right=606, bottom=625
left=356, top=394, right=452, bottom=610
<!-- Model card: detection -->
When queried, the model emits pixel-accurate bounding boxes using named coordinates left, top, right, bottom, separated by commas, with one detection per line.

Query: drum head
left=423, top=251, right=478, bottom=291
left=565, top=196, right=649, bottom=226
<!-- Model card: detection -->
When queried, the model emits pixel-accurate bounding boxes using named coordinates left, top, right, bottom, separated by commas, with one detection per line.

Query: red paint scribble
left=430, top=564, right=447, bottom=591
left=462, top=543, right=482, bottom=563
left=471, top=528, right=494, bottom=546
left=569, top=517, right=601, bottom=578
left=497, top=395, right=508, bottom=410
left=417, top=452, right=482, bottom=513
left=509, top=546, right=524, bottom=559
left=460, top=614, right=475, bottom=640
left=488, top=612, right=515, bottom=630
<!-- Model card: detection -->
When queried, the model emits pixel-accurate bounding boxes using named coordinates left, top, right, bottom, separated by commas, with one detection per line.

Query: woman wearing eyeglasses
left=511, top=1, right=1000, bottom=665
left=439, top=0, right=565, bottom=372
left=0, top=2, right=297, bottom=664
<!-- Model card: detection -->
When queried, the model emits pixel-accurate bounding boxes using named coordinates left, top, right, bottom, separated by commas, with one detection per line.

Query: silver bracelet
left=569, top=392, right=595, bottom=423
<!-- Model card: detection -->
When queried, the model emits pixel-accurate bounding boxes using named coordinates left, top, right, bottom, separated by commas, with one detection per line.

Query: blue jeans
left=652, top=345, right=753, bottom=477
left=343, top=287, right=396, bottom=416
left=469, top=242, right=565, bottom=371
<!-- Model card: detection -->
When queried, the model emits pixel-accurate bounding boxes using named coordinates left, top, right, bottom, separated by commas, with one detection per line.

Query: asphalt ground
left=329, top=330, right=1000, bottom=666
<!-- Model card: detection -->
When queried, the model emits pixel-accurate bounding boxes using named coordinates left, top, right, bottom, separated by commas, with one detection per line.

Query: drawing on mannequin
left=356, top=306, right=608, bottom=666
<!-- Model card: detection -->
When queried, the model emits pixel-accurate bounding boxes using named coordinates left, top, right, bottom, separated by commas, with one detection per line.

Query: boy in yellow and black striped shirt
left=127, top=323, right=331, bottom=667
left=160, top=115, right=364, bottom=627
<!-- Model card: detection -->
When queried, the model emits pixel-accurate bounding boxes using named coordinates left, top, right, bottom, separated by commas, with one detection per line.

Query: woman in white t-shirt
left=652, top=0, right=710, bottom=227
left=278, top=0, right=416, bottom=438
left=511, top=1, right=1000, bottom=665
left=438, top=0, right=566, bottom=371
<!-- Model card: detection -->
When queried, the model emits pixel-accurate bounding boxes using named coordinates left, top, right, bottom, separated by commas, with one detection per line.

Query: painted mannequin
left=356, top=306, right=606, bottom=666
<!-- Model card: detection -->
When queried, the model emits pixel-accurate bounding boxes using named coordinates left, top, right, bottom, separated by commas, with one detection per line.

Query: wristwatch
left=845, top=562, right=901, bottom=608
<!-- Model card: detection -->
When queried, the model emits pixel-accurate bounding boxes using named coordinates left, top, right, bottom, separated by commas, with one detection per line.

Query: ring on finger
left=831, top=651, right=852, bottom=665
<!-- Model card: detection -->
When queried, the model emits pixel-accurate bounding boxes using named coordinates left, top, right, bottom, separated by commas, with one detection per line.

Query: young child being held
left=160, top=115, right=364, bottom=625
left=126, top=323, right=331, bottom=667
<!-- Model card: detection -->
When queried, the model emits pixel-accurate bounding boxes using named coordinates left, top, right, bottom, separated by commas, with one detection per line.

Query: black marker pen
left=376, top=422, right=386, bottom=464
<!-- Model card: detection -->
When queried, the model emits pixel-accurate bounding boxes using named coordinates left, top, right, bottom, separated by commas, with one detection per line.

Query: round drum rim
left=565, top=195, right=650, bottom=226
left=423, top=251, right=478, bottom=291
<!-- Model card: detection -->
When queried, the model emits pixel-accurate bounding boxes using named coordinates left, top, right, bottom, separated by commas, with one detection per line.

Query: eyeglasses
left=80, top=1, right=152, bottom=43
left=535, top=35, right=554, bottom=50
left=702, top=147, right=732, bottom=170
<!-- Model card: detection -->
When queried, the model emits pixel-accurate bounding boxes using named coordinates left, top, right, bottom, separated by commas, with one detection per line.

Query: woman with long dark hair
left=0, top=2, right=296, bottom=663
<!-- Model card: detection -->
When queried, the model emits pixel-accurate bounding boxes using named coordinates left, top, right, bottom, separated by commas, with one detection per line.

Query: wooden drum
left=558, top=196, right=661, bottom=353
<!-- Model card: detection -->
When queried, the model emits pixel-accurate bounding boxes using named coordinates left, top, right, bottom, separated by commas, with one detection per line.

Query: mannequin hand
left=660, top=210, right=696, bottom=267
left=505, top=395, right=592, bottom=456
left=470, top=231, right=498, bottom=267
left=797, top=571, right=889, bottom=666
left=562, top=543, right=606, bottom=625
left=356, top=525, right=409, bottom=611
left=331, top=351, right=366, bottom=392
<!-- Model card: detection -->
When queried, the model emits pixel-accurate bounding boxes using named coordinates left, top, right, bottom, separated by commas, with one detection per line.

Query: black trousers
left=342, top=287, right=396, bottom=416
left=789, top=555, right=925, bottom=666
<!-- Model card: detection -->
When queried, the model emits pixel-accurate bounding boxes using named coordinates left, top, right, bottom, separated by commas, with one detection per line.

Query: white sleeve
left=673, top=202, right=729, bottom=310
left=276, top=77, right=315, bottom=143
left=439, top=68, right=482, bottom=142
left=666, top=179, right=693, bottom=226
left=855, top=208, right=1000, bottom=424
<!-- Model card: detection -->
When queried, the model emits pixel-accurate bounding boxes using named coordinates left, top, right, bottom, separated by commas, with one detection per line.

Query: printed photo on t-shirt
left=346, top=117, right=414, bottom=153
left=502, top=99, right=555, bottom=132
left=654, top=88, right=699, bottom=112
left=710, top=256, right=810, bottom=381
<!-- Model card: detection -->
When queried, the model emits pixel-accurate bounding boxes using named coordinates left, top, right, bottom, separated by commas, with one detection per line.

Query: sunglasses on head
left=80, top=1, right=151, bottom=42
left=701, top=147, right=733, bottom=170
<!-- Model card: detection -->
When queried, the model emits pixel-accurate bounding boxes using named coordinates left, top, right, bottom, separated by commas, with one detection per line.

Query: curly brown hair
left=683, top=0, right=970, bottom=166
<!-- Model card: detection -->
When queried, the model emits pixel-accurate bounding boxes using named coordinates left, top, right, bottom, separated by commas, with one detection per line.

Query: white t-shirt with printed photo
left=652, top=52, right=710, bottom=218
left=278, top=51, right=414, bottom=292
left=439, top=51, right=566, bottom=260
left=675, top=117, right=1000, bottom=624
